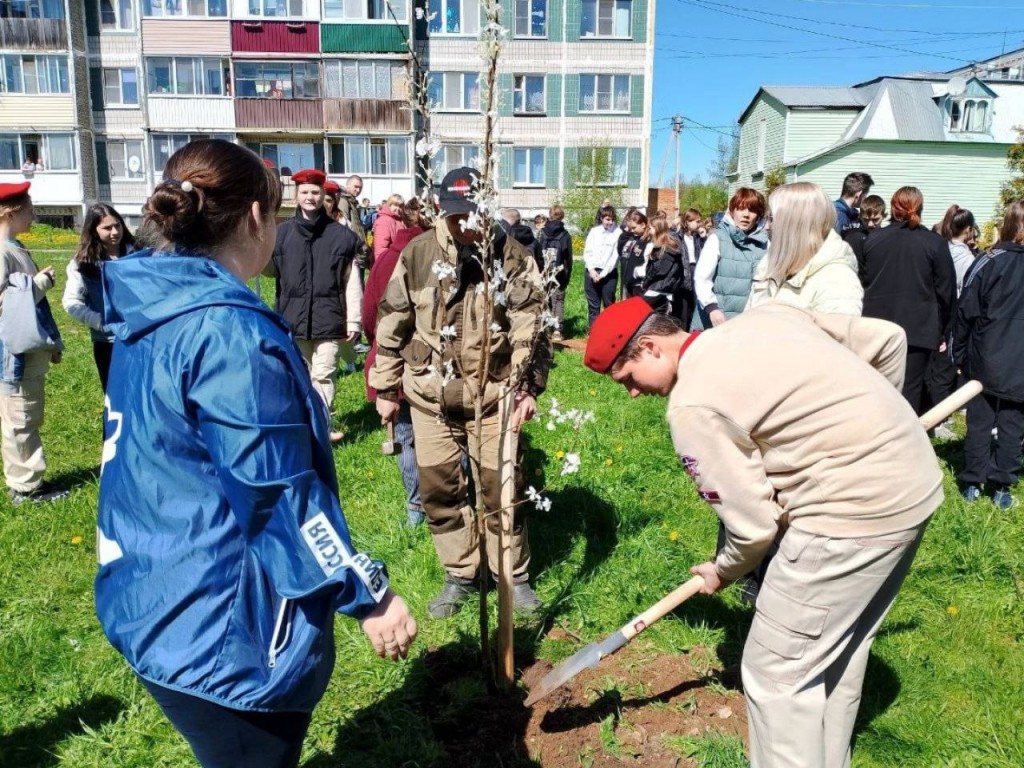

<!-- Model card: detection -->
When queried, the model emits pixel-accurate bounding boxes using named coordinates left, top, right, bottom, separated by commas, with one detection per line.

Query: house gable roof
left=736, top=86, right=866, bottom=124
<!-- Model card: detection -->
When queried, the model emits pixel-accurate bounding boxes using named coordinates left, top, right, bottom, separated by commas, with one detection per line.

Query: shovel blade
left=524, top=630, right=628, bottom=707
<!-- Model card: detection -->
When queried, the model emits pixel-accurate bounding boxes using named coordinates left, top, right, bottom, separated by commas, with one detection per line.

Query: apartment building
left=1, top=0, right=654, bottom=226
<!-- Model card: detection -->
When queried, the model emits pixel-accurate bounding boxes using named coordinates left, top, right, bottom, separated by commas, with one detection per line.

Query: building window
left=513, top=74, right=544, bottom=115
left=0, top=133, right=76, bottom=171
left=328, top=136, right=408, bottom=175
left=247, top=0, right=302, bottom=15
left=247, top=142, right=315, bottom=176
left=428, top=0, right=479, bottom=35
left=99, top=0, right=134, bottom=29
left=141, top=0, right=227, bottom=17
left=514, top=0, right=545, bottom=37
left=0, top=0, right=65, bottom=19
left=756, top=117, right=766, bottom=172
left=103, top=68, right=139, bottom=105
left=513, top=147, right=544, bottom=187
left=324, top=59, right=406, bottom=99
left=323, top=0, right=407, bottom=20
left=104, top=139, right=145, bottom=179
left=580, top=0, right=630, bottom=38
left=151, top=133, right=230, bottom=172
left=234, top=61, right=319, bottom=99
left=0, top=55, right=70, bottom=94
left=426, top=72, right=479, bottom=111
left=146, top=57, right=228, bottom=96
left=576, top=146, right=626, bottom=186
left=948, top=97, right=991, bottom=133
left=578, top=73, right=629, bottom=113
left=436, top=143, right=478, bottom=177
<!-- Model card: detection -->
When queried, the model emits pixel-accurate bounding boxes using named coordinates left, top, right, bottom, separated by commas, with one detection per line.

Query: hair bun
left=144, top=181, right=200, bottom=243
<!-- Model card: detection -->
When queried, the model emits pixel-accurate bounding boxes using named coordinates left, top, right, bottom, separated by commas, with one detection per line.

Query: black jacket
left=620, top=235, right=647, bottom=298
left=641, top=245, right=689, bottom=314
left=269, top=209, right=361, bottom=340
left=862, top=222, right=956, bottom=349
left=952, top=242, right=1024, bottom=401
left=841, top=227, right=873, bottom=287
left=538, top=220, right=573, bottom=289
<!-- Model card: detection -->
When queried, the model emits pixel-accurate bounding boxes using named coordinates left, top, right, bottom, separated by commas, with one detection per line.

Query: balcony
left=323, top=99, right=410, bottom=131
left=0, top=18, right=67, bottom=50
left=321, top=23, right=407, bottom=53
left=231, top=20, right=319, bottom=54
left=234, top=98, right=323, bottom=130
left=0, top=169, right=80, bottom=205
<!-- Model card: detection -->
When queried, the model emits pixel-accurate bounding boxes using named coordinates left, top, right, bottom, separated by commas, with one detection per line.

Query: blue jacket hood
left=103, top=249, right=280, bottom=341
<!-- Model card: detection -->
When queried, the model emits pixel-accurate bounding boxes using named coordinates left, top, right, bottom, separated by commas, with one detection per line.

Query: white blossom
left=459, top=211, right=482, bottom=233
left=440, top=324, right=457, bottom=341
left=560, top=453, right=581, bottom=476
left=415, top=137, right=441, bottom=158
left=525, top=485, right=552, bottom=512
left=441, top=360, right=456, bottom=385
left=540, top=311, right=559, bottom=330
left=432, top=260, right=457, bottom=280
left=494, top=291, right=507, bottom=307
left=546, top=421, right=555, bottom=431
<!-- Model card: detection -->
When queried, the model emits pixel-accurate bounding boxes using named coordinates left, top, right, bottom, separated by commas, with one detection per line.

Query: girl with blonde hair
left=640, top=217, right=691, bottom=318
left=747, top=182, right=862, bottom=315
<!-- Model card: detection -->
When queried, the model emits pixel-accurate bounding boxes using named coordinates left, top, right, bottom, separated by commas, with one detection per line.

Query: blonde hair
left=386, top=193, right=404, bottom=206
left=650, top=217, right=675, bottom=251
left=764, top=182, right=835, bottom=284
left=0, top=193, right=31, bottom=222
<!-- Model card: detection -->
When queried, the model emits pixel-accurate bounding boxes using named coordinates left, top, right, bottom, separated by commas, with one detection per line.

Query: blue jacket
left=96, top=249, right=388, bottom=713
left=834, top=199, right=860, bottom=234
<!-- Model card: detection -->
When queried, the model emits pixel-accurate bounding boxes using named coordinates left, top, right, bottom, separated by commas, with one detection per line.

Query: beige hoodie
left=667, top=303, right=942, bottom=581
left=746, top=229, right=863, bottom=315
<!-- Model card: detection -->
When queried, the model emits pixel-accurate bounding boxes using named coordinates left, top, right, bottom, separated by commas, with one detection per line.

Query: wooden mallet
left=381, top=422, right=397, bottom=456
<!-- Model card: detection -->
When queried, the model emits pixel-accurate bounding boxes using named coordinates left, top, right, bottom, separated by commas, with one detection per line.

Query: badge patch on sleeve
left=301, top=513, right=388, bottom=600
left=699, top=490, right=722, bottom=504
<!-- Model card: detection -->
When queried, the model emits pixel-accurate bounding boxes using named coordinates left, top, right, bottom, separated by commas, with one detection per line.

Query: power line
left=677, top=0, right=974, bottom=64
left=654, top=44, right=993, bottom=60
left=794, top=0, right=1024, bottom=8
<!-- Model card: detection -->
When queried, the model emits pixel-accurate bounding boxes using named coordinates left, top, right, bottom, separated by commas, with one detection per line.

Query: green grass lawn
left=1, top=253, right=1023, bottom=767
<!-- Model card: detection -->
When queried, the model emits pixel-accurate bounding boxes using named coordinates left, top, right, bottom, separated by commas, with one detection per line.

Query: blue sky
left=650, top=0, right=1024, bottom=183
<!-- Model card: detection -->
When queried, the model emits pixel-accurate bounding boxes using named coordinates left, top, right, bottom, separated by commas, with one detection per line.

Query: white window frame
left=426, top=71, right=480, bottom=112
left=580, top=0, right=631, bottom=39
left=103, top=67, right=139, bottom=107
left=512, top=146, right=544, bottom=187
left=247, top=0, right=303, bottom=16
left=436, top=143, right=479, bottom=178
left=328, top=135, right=409, bottom=176
left=324, top=59, right=406, bottom=100
left=427, top=0, right=479, bottom=36
left=145, top=57, right=229, bottom=97
left=514, top=0, right=546, bottom=38
left=105, top=139, right=146, bottom=180
left=513, top=74, right=545, bottom=115
left=141, top=0, right=227, bottom=18
left=0, top=54, right=70, bottom=95
left=0, top=132, right=76, bottom=172
left=233, top=60, right=319, bottom=99
left=578, top=146, right=627, bottom=187
left=99, top=0, right=135, bottom=30
left=578, top=73, right=630, bottom=114
left=151, top=133, right=230, bottom=172
left=323, top=0, right=407, bottom=21
left=948, top=96, right=991, bottom=133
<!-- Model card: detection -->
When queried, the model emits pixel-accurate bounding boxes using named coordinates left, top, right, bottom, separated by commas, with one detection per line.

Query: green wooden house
left=728, top=59, right=1024, bottom=226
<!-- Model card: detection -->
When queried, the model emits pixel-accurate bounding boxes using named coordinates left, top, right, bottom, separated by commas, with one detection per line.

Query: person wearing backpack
left=539, top=204, right=573, bottom=339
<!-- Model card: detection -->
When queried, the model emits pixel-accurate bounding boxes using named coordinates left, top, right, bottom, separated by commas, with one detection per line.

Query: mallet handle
left=919, top=380, right=982, bottom=431
left=387, top=422, right=395, bottom=444
left=621, top=575, right=706, bottom=642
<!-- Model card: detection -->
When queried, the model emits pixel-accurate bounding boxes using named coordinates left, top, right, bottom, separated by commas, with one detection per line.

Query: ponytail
left=890, top=186, right=924, bottom=229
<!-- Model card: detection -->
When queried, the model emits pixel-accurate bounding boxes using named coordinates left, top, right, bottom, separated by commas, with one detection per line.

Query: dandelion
left=555, top=450, right=565, bottom=460
left=615, top=445, right=624, bottom=453
left=947, top=606, right=959, bottom=617
left=669, top=531, right=679, bottom=541
left=560, top=452, right=581, bottom=476
left=588, top=389, right=597, bottom=397
left=605, top=458, right=613, bottom=467
left=70, top=535, right=83, bottom=545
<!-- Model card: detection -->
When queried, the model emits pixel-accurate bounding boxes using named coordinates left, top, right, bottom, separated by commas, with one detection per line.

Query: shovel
left=524, top=379, right=983, bottom=707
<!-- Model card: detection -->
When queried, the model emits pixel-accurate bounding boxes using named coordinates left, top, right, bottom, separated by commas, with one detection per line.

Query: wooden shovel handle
left=919, top=380, right=982, bottom=431
left=621, top=575, right=706, bottom=642
left=387, top=421, right=395, bottom=443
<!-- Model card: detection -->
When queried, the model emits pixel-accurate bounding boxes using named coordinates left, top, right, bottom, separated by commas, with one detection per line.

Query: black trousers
left=584, top=271, right=618, bottom=328
left=93, top=340, right=113, bottom=392
left=960, top=393, right=1024, bottom=489
left=902, top=346, right=932, bottom=415
left=141, top=678, right=312, bottom=768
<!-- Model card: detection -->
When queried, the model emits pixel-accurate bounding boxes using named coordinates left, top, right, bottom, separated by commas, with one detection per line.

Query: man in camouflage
left=369, top=168, right=552, bottom=618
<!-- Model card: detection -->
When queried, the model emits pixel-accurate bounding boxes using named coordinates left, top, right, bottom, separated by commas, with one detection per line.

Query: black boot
left=427, top=575, right=478, bottom=619
left=512, top=577, right=542, bottom=614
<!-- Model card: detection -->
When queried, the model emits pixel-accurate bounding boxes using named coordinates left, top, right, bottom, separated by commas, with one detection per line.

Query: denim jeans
left=395, top=402, right=423, bottom=525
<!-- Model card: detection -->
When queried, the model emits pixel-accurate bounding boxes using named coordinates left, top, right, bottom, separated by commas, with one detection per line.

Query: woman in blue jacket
left=96, top=139, right=417, bottom=768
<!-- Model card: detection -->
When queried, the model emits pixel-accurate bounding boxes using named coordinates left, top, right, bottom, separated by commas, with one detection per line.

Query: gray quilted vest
left=711, top=225, right=769, bottom=317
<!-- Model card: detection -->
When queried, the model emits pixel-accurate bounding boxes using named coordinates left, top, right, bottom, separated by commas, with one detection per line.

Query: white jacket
left=746, top=230, right=863, bottom=316
left=583, top=224, right=621, bottom=278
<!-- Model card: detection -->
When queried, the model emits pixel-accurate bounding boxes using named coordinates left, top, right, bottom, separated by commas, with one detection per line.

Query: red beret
left=0, top=181, right=31, bottom=202
left=291, top=169, right=326, bottom=187
left=583, top=297, right=654, bottom=374
left=323, top=181, right=341, bottom=195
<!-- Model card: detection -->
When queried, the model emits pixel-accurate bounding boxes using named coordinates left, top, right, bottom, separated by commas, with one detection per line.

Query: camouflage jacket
left=369, top=223, right=551, bottom=417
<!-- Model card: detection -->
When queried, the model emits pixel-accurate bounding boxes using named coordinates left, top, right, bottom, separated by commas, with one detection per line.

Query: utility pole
left=672, top=115, right=684, bottom=210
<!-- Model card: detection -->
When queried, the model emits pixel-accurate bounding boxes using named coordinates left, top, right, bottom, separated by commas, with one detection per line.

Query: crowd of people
left=0, top=144, right=1022, bottom=767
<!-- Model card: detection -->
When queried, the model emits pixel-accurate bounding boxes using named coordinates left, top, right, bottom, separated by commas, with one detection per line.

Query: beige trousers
left=742, top=522, right=927, bottom=768
left=295, top=338, right=342, bottom=415
left=0, top=356, right=50, bottom=493
left=410, top=405, right=529, bottom=581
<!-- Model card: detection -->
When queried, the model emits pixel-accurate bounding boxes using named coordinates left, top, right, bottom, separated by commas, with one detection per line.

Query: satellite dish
left=128, top=155, right=142, bottom=173
left=947, top=75, right=968, bottom=96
